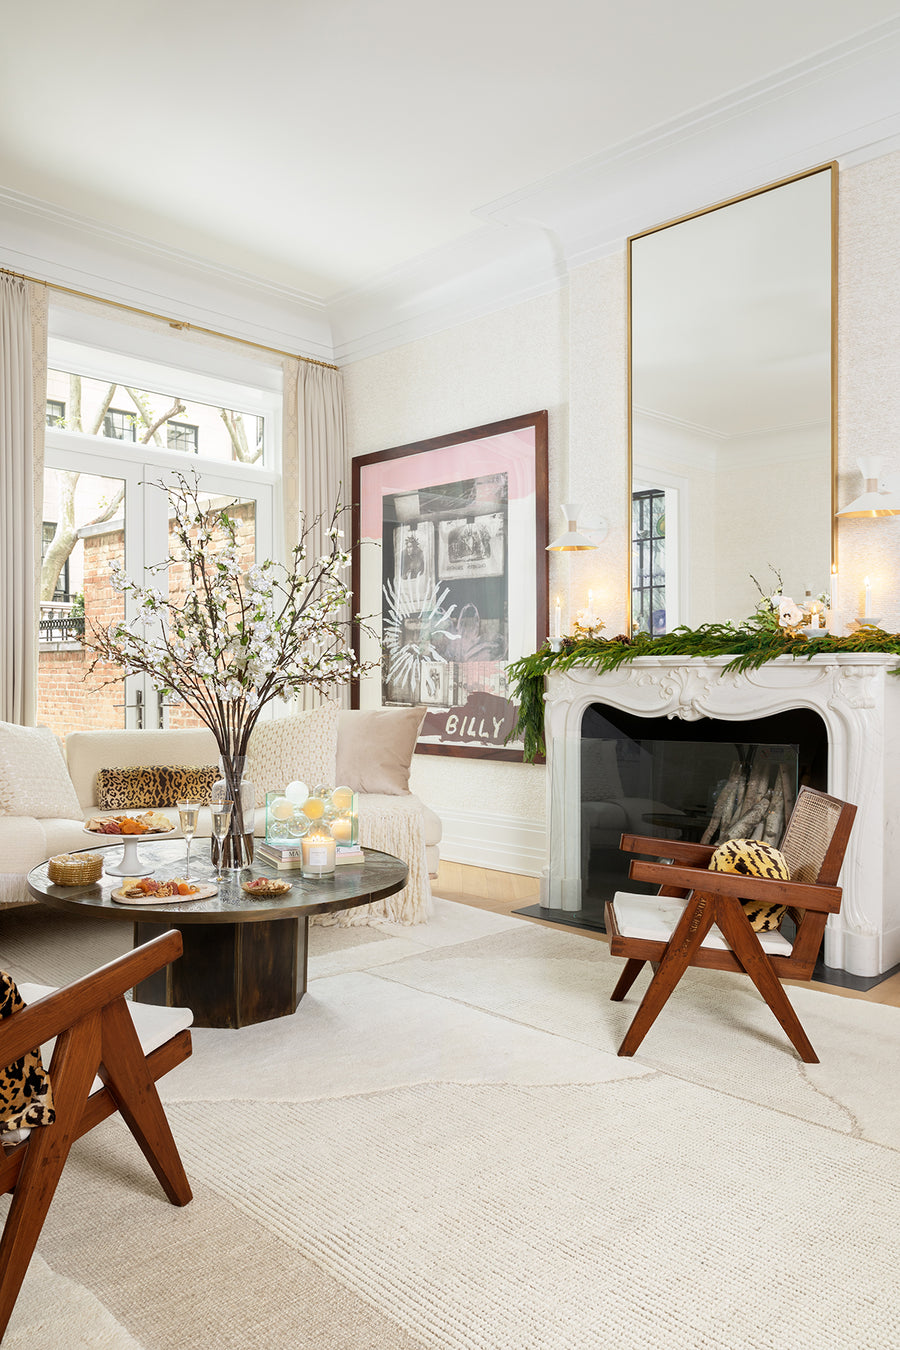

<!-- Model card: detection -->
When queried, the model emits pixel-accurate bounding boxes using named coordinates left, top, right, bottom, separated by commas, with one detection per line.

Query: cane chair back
left=779, top=788, right=849, bottom=886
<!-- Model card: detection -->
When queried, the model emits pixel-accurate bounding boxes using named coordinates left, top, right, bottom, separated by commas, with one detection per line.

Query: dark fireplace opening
left=558, top=703, right=825, bottom=934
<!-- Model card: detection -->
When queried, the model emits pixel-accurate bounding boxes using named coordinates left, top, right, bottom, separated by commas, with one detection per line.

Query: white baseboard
left=437, top=808, right=546, bottom=877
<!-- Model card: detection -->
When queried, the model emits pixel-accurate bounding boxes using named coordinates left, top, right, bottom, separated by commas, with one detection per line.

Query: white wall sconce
left=836, top=457, right=900, bottom=517
left=546, top=502, right=607, bottom=550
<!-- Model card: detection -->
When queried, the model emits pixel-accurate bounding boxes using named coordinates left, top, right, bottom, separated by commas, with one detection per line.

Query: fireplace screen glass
left=578, top=704, right=828, bottom=924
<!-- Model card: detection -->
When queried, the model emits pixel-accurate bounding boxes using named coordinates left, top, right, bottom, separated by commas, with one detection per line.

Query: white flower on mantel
left=778, top=597, right=804, bottom=628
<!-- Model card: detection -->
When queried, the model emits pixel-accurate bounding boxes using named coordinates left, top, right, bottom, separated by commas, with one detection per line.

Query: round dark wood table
left=27, top=840, right=408, bottom=1029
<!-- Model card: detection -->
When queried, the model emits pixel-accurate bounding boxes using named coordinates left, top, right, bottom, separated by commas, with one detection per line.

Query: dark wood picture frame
left=351, top=411, right=549, bottom=761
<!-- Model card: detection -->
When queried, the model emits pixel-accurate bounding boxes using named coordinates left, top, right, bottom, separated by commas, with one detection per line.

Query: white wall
left=343, top=290, right=569, bottom=874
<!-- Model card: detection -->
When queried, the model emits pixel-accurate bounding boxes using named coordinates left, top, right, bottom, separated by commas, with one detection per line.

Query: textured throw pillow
left=581, top=739, right=624, bottom=802
left=335, top=707, right=426, bottom=795
left=246, top=703, right=339, bottom=806
left=709, top=837, right=790, bottom=932
left=0, top=721, right=83, bottom=820
left=96, top=765, right=218, bottom=810
left=0, top=972, right=55, bottom=1134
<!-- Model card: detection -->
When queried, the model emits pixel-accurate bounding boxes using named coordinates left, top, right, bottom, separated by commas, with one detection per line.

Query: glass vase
left=211, top=754, right=255, bottom=871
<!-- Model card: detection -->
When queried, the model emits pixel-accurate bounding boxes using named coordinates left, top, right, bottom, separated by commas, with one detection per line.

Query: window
left=103, top=408, right=138, bottom=442
left=49, top=364, right=269, bottom=466
left=632, top=489, right=666, bottom=634
left=46, top=399, right=66, bottom=429
left=167, top=420, right=199, bottom=454
left=40, top=336, right=280, bottom=737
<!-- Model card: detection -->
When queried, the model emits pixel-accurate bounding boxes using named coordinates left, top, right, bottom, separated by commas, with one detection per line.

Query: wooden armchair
left=0, top=930, right=193, bottom=1341
left=605, top=786, right=857, bottom=1063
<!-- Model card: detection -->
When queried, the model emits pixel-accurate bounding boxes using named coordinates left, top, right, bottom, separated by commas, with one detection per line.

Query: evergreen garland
left=506, top=623, right=900, bottom=763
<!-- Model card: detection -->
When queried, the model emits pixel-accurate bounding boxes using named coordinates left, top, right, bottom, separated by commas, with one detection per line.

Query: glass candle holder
left=301, top=822, right=336, bottom=877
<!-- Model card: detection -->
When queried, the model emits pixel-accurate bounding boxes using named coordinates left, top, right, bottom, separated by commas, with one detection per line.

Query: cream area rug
left=0, top=898, right=898, bottom=1350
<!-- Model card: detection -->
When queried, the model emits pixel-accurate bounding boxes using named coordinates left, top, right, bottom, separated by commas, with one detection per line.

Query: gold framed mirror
left=627, top=163, right=837, bottom=635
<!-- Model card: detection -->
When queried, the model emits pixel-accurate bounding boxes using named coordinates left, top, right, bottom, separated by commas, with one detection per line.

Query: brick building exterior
left=37, top=502, right=256, bottom=739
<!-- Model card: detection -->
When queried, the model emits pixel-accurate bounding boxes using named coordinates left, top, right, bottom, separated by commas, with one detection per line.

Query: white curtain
left=0, top=275, right=47, bottom=725
left=282, top=359, right=350, bottom=708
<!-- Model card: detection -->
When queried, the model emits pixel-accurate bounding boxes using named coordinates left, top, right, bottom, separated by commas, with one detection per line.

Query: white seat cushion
left=612, top=891, right=794, bottom=957
left=18, top=983, right=193, bottom=1096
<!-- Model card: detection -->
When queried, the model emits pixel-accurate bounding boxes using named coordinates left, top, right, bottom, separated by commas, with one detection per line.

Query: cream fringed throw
left=311, top=796, right=432, bottom=927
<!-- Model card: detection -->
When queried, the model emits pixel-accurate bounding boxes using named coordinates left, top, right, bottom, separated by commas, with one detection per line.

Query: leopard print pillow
left=96, top=765, right=218, bottom=810
left=0, top=972, right=54, bottom=1133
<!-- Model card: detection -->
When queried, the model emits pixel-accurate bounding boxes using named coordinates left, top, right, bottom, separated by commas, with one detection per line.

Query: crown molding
left=0, top=186, right=334, bottom=361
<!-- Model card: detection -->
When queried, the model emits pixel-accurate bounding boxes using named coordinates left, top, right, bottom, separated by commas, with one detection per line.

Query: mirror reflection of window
left=629, top=165, right=834, bottom=633
left=632, top=489, right=666, bottom=634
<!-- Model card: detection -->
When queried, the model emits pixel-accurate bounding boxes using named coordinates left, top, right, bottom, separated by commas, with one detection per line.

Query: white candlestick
left=864, top=576, right=871, bottom=618
left=554, top=596, right=561, bottom=640
left=830, top=565, right=838, bottom=613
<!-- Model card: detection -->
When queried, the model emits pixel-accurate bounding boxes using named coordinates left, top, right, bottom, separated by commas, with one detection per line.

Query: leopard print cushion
left=709, top=837, right=790, bottom=931
left=96, top=764, right=218, bottom=810
left=0, top=972, right=55, bottom=1132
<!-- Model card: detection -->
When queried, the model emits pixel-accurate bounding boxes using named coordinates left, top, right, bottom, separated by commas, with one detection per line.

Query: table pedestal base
left=133, top=916, right=309, bottom=1028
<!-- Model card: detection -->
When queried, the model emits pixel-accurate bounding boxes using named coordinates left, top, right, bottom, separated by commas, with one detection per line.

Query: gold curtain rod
left=0, top=265, right=339, bottom=371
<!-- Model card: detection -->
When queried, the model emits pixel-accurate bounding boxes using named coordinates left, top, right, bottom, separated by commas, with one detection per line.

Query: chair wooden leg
left=98, top=997, right=192, bottom=1206
left=716, top=906, right=819, bottom=1063
left=610, top=959, right=646, bottom=1001
left=617, top=893, right=716, bottom=1057
left=0, top=1014, right=101, bottom=1343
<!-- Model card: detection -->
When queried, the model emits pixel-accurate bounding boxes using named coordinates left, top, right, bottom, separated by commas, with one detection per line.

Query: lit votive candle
left=301, top=828, right=335, bottom=877
left=331, top=817, right=353, bottom=844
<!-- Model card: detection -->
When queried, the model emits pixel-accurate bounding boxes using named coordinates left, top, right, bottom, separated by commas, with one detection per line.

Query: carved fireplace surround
left=542, top=654, right=900, bottom=978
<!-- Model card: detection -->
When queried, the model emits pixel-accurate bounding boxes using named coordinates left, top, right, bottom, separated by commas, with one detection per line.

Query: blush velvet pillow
left=335, top=707, right=426, bottom=795
left=0, top=722, right=83, bottom=820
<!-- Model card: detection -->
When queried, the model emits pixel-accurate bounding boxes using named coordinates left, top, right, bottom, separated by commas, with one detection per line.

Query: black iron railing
left=39, top=603, right=85, bottom=644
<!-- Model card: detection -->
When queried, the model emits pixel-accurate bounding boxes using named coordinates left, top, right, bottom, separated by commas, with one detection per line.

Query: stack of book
left=256, top=841, right=365, bottom=870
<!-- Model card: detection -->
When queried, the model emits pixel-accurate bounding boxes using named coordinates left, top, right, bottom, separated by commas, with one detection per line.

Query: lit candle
left=830, top=565, right=838, bottom=613
left=554, top=596, right=561, bottom=640
left=864, top=576, right=872, bottom=618
left=301, top=827, right=336, bottom=877
left=330, top=817, right=353, bottom=844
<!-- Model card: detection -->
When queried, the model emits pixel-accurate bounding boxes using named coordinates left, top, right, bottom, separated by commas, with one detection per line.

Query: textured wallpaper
left=837, top=150, right=900, bottom=630
left=343, top=289, right=569, bottom=824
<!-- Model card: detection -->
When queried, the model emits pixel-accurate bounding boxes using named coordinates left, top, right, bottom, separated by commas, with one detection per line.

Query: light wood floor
left=434, top=860, right=900, bottom=1009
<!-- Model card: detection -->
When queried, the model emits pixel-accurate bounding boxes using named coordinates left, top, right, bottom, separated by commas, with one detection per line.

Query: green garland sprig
left=506, top=622, right=900, bottom=763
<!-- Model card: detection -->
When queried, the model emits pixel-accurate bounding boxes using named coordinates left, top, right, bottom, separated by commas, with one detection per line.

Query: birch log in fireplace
left=542, top=654, right=900, bottom=978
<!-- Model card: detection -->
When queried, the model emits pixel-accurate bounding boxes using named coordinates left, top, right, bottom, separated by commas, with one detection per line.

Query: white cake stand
left=84, top=825, right=176, bottom=877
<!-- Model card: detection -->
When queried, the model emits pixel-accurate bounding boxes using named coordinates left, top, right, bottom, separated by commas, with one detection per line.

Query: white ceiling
left=1, top=1, right=899, bottom=298
left=2, top=3, right=900, bottom=360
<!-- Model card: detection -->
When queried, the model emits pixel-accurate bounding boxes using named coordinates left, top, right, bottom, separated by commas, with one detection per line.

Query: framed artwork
left=351, top=411, right=549, bottom=760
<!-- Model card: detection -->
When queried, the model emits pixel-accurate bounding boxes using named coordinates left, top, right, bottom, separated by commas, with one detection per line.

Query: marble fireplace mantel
left=542, top=654, right=900, bottom=977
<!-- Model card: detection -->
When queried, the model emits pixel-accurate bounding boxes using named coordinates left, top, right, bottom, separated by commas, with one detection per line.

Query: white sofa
left=0, top=708, right=441, bottom=926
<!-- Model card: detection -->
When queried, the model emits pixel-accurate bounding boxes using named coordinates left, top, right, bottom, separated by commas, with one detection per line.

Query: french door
left=39, top=436, right=274, bottom=736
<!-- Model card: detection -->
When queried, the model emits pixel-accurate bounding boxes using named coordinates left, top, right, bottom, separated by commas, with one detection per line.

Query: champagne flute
left=177, top=800, right=201, bottom=881
left=211, top=800, right=233, bottom=883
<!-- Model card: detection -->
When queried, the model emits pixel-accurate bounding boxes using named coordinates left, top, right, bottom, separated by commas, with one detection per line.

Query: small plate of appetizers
left=111, top=877, right=217, bottom=905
